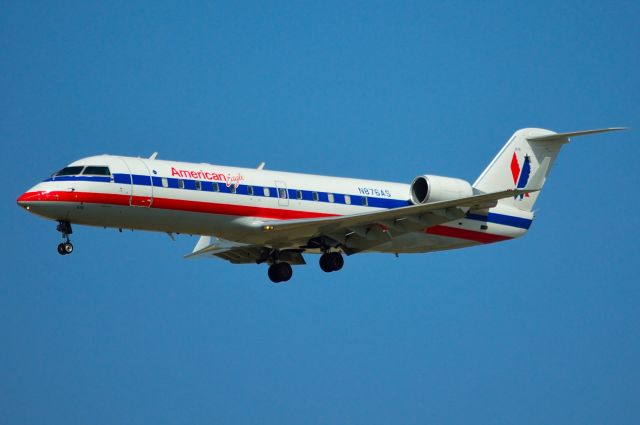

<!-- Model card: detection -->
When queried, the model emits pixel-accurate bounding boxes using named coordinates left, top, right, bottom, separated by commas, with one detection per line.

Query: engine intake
left=410, top=175, right=473, bottom=204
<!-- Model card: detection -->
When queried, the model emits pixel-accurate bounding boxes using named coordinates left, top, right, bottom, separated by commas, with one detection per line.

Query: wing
left=185, top=188, right=537, bottom=261
left=256, top=187, right=538, bottom=249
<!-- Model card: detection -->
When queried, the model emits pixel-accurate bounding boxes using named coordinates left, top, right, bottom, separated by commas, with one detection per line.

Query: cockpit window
left=83, top=166, right=111, bottom=176
left=54, top=166, right=85, bottom=176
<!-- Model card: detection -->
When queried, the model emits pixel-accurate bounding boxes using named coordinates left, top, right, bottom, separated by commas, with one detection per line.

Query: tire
left=268, top=263, right=293, bottom=283
left=63, top=242, right=74, bottom=254
left=319, top=254, right=333, bottom=273
left=57, top=243, right=67, bottom=255
left=278, top=262, right=293, bottom=282
left=330, top=252, right=344, bottom=271
left=268, top=264, right=282, bottom=283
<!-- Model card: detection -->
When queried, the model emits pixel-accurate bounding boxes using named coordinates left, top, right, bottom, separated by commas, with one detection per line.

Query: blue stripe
left=43, top=173, right=530, bottom=228
left=466, top=212, right=532, bottom=229
left=45, top=173, right=410, bottom=208
left=132, top=174, right=151, bottom=186
left=114, top=173, right=131, bottom=184
left=368, top=197, right=411, bottom=209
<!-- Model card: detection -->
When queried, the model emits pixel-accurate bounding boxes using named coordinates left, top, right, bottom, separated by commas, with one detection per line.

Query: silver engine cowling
left=410, top=175, right=473, bottom=204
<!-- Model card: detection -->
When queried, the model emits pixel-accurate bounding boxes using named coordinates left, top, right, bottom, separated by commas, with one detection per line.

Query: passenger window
left=161, top=178, right=168, bottom=188
left=247, top=186, right=254, bottom=196
left=328, top=193, right=334, bottom=203
left=278, top=188, right=287, bottom=199
left=54, top=166, right=84, bottom=176
left=178, top=179, right=185, bottom=189
left=83, top=166, right=111, bottom=176
left=195, top=181, right=201, bottom=191
left=361, top=196, right=368, bottom=206
left=344, top=195, right=351, bottom=205
left=296, top=190, right=303, bottom=200
left=263, top=187, right=270, bottom=197
left=213, top=182, right=220, bottom=192
left=312, top=191, right=319, bottom=201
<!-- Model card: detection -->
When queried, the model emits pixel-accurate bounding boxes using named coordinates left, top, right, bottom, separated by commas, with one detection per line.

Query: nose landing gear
left=56, top=221, right=74, bottom=255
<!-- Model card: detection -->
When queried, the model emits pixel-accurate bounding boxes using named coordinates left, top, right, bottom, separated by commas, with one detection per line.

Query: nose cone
left=17, top=190, right=45, bottom=211
left=18, top=186, right=71, bottom=220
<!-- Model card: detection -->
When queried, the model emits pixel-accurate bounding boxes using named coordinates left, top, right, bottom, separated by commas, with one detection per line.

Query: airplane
left=17, top=127, right=624, bottom=283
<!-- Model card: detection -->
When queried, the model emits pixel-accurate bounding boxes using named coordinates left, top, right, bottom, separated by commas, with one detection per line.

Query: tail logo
left=510, top=152, right=531, bottom=199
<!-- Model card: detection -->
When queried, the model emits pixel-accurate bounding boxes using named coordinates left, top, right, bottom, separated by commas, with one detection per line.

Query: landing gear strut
left=56, top=221, right=74, bottom=255
left=319, top=252, right=344, bottom=273
left=268, top=262, right=293, bottom=283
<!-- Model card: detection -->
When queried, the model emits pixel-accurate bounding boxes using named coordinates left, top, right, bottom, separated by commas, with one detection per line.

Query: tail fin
left=473, top=127, right=625, bottom=212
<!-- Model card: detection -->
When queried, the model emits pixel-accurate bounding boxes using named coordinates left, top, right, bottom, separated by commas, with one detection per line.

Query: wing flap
left=185, top=235, right=251, bottom=258
left=185, top=236, right=306, bottom=265
left=215, top=247, right=267, bottom=264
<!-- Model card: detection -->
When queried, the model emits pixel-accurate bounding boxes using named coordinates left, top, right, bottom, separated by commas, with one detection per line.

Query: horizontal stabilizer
left=527, top=127, right=626, bottom=142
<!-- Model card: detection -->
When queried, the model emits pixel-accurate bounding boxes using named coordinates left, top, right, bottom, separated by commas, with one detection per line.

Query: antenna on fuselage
left=257, top=161, right=265, bottom=170
left=149, top=152, right=158, bottom=160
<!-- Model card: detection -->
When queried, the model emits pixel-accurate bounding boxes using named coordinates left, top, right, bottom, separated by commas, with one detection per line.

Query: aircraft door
left=122, top=158, right=154, bottom=207
left=275, top=181, right=289, bottom=207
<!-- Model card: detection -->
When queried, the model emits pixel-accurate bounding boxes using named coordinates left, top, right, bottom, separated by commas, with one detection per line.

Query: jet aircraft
left=17, top=127, right=623, bottom=282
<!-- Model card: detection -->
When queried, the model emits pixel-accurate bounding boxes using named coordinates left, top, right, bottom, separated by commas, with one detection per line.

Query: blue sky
left=2, top=1, right=639, bottom=424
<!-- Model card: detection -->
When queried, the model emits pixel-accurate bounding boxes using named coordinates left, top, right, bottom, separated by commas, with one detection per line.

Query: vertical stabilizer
left=473, top=127, right=624, bottom=212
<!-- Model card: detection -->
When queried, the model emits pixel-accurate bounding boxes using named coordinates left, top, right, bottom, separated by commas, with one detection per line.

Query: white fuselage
left=18, top=154, right=533, bottom=254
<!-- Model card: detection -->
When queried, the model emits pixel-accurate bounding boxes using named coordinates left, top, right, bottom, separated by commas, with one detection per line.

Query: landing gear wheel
left=57, top=243, right=67, bottom=255
left=268, top=264, right=281, bottom=283
left=319, top=254, right=333, bottom=272
left=63, top=242, right=74, bottom=254
left=268, top=263, right=293, bottom=283
left=279, top=263, right=292, bottom=282
left=330, top=252, right=344, bottom=271
left=319, top=252, right=344, bottom=272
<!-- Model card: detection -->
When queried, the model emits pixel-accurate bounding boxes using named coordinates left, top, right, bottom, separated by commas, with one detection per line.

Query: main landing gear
left=264, top=248, right=345, bottom=283
left=267, top=252, right=344, bottom=283
left=56, top=220, right=74, bottom=255
left=319, top=252, right=344, bottom=273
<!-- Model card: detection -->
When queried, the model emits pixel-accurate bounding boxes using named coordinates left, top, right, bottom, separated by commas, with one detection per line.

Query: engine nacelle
left=410, top=175, right=473, bottom=204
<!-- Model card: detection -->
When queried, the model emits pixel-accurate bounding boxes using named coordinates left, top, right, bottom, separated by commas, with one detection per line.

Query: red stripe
left=151, top=196, right=336, bottom=219
left=19, top=191, right=514, bottom=242
left=426, top=225, right=511, bottom=244
left=18, top=191, right=130, bottom=206
left=18, top=191, right=338, bottom=220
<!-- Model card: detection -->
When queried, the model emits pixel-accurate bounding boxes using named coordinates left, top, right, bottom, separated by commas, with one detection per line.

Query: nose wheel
left=56, top=221, right=74, bottom=256
left=57, top=242, right=74, bottom=255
